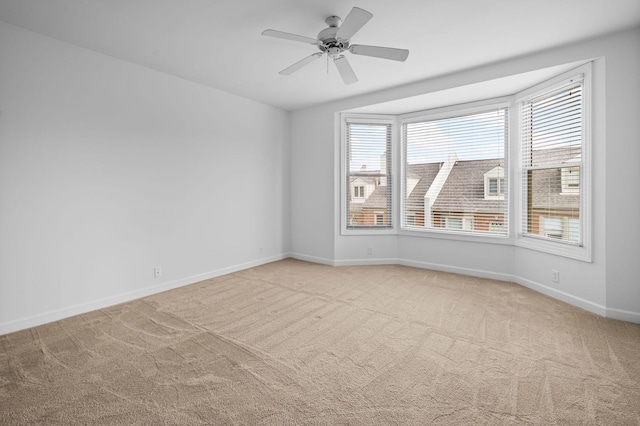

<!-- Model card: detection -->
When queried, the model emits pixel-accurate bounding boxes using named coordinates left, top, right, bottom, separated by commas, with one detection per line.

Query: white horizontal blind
left=346, top=122, right=392, bottom=229
left=402, top=108, right=508, bottom=235
left=521, top=79, right=583, bottom=244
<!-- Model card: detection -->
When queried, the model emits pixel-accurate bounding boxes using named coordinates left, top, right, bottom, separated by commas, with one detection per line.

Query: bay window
left=339, top=63, right=591, bottom=261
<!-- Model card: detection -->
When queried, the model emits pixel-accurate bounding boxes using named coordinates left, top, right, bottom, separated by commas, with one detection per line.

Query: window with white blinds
left=521, top=77, right=584, bottom=245
left=402, top=106, right=508, bottom=236
left=345, top=121, right=392, bottom=229
left=340, top=64, right=591, bottom=259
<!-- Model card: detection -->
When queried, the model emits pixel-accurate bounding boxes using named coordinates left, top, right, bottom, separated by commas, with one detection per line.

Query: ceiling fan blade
left=262, top=29, right=318, bottom=45
left=349, top=44, right=409, bottom=62
left=336, top=7, right=373, bottom=40
left=334, top=55, right=358, bottom=85
left=279, top=53, right=323, bottom=75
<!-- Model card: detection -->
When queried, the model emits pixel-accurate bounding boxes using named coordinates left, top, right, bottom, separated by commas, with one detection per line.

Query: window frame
left=340, top=114, right=397, bottom=235
left=514, top=63, right=592, bottom=262
left=399, top=98, right=512, bottom=240
left=337, top=63, right=592, bottom=262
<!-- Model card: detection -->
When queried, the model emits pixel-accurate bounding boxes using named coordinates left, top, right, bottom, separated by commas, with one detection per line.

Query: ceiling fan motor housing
left=317, top=17, right=349, bottom=57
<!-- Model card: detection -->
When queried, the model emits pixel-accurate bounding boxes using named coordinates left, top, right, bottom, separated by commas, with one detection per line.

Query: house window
left=444, top=216, right=463, bottom=230
left=489, top=178, right=500, bottom=195
left=343, top=118, right=392, bottom=231
left=489, top=221, right=505, bottom=233
left=538, top=216, right=583, bottom=242
left=402, top=105, right=508, bottom=236
left=543, top=217, right=563, bottom=239
left=484, top=166, right=506, bottom=199
left=442, top=215, right=474, bottom=231
left=520, top=75, right=586, bottom=249
left=568, top=218, right=580, bottom=243
left=406, top=214, right=415, bottom=226
left=561, top=166, right=580, bottom=194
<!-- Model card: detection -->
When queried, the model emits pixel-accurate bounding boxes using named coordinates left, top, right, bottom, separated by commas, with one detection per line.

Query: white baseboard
left=0, top=254, right=288, bottom=336
left=334, top=257, right=398, bottom=266
left=605, top=307, right=640, bottom=324
left=301, top=256, right=638, bottom=323
left=512, top=275, right=607, bottom=317
left=3, top=253, right=638, bottom=335
left=398, top=258, right=515, bottom=283
left=288, top=252, right=336, bottom=266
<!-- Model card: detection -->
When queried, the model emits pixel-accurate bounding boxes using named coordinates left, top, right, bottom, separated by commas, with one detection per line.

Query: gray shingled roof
left=359, top=151, right=579, bottom=213
left=405, top=163, right=443, bottom=212
left=432, top=159, right=505, bottom=213
left=362, top=185, right=388, bottom=209
left=530, top=167, right=580, bottom=210
left=362, top=163, right=442, bottom=211
left=530, top=148, right=580, bottom=211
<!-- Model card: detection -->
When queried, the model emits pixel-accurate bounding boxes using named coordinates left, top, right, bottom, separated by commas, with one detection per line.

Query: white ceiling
left=1, top=0, right=639, bottom=111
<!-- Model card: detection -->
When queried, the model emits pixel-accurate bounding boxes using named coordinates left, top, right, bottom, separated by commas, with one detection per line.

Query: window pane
left=526, top=168, right=580, bottom=242
left=569, top=218, right=580, bottom=243
left=489, top=178, right=498, bottom=194
left=346, top=122, right=392, bottom=229
left=403, top=107, right=508, bottom=235
left=522, top=81, right=583, bottom=245
left=446, top=216, right=463, bottom=229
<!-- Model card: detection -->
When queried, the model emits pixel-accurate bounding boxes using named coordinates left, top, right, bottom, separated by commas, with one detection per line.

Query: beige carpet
left=1, top=259, right=639, bottom=425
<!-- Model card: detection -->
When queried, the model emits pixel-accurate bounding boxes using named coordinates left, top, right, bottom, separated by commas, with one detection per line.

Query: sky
left=348, top=108, right=507, bottom=172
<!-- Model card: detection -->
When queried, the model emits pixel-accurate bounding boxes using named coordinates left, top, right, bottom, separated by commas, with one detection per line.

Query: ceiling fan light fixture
left=327, top=46, right=342, bottom=59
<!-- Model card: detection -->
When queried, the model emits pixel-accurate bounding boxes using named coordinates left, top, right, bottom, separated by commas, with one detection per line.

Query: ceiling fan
left=262, top=7, right=409, bottom=85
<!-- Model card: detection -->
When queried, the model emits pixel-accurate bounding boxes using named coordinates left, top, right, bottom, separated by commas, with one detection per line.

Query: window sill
left=341, top=227, right=396, bottom=236
left=515, top=235, right=592, bottom=262
left=397, top=228, right=512, bottom=245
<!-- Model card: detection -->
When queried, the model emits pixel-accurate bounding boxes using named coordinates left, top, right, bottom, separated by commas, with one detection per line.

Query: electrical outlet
left=552, top=270, right=560, bottom=283
left=154, top=267, right=162, bottom=278
left=259, top=247, right=264, bottom=254
left=367, top=247, right=373, bottom=255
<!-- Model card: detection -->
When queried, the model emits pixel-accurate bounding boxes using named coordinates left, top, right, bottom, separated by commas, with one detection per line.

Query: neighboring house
left=348, top=166, right=384, bottom=226
left=351, top=150, right=579, bottom=239
left=360, top=184, right=389, bottom=225
left=400, top=157, right=507, bottom=233
left=429, top=158, right=507, bottom=232
left=527, top=148, right=581, bottom=242
left=402, top=162, right=443, bottom=227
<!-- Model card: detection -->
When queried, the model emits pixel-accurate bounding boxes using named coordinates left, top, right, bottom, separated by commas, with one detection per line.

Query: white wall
left=0, top=22, right=290, bottom=334
left=290, top=27, right=640, bottom=323
left=289, top=107, right=336, bottom=264
left=1, top=21, right=637, bottom=333
left=602, top=29, right=640, bottom=320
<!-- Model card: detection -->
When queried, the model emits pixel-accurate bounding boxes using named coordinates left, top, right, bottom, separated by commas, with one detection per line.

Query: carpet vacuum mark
left=1, top=259, right=639, bottom=425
